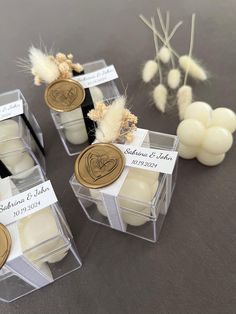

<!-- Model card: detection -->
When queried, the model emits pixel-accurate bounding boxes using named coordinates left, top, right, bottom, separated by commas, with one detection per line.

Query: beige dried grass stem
left=151, top=17, right=163, bottom=84
left=157, top=7, right=175, bottom=68
left=140, top=14, right=181, bottom=58
left=165, top=11, right=170, bottom=35
left=184, top=13, right=196, bottom=85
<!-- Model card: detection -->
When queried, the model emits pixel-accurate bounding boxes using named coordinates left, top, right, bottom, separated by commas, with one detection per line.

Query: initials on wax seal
left=75, top=144, right=125, bottom=189
left=44, top=78, right=85, bottom=112
left=0, top=224, right=11, bottom=269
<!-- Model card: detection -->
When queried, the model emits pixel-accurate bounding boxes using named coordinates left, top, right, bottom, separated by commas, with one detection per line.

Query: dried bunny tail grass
left=179, top=55, right=207, bottom=81
left=95, top=96, right=125, bottom=143
left=167, top=69, right=181, bottom=89
left=29, top=46, right=60, bottom=84
left=180, top=14, right=207, bottom=82
left=16, top=57, right=32, bottom=74
left=177, top=85, right=193, bottom=120
left=159, top=46, right=171, bottom=64
left=142, top=60, right=158, bottom=83
left=157, top=8, right=175, bottom=68
left=141, top=16, right=159, bottom=83
left=139, top=14, right=181, bottom=58
left=153, top=84, right=167, bottom=113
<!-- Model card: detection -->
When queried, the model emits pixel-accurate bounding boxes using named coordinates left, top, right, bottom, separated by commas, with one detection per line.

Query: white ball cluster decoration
left=177, top=102, right=236, bottom=166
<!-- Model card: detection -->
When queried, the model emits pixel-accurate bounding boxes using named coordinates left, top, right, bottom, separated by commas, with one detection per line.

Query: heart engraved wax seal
left=0, top=224, right=11, bottom=269
left=75, top=144, right=125, bottom=189
left=86, top=153, right=118, bottom=181
left=44, top=78, right=85, bottom=112
left=51, top=86, right=78, bottom=107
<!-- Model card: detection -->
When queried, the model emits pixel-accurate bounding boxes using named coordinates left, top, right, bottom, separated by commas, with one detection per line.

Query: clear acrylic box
left=0, top=166, right=82, bottom=302
left=50, top=59, right=120, bottom=156
left=0, top=90, right=45, bottom=178
left=70, top=131, right=179, bottom=242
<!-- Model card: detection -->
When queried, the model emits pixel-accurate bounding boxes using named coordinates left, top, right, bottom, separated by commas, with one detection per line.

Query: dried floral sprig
left=19, top=46, right=83, bottom=85
left=88, top=97, right=138, bottom=143
left=87, top=102, right=108, bottom=122
left=140, top=10, right=208, bottom=119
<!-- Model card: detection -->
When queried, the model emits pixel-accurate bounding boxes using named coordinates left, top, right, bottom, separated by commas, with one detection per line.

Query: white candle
left=18, top=207, right=69, bottom=263
left=0, top=141, right=35, bottom=178
left=184, top=101, right=212, bottom=126
left=60, top=108, right=88, bottom=145
left=0, top=119, right=19, bottom=141
left=177, top=119, right=206, bottom=147
left=89, top=189, right=108, bottom=217
left=0, top=120, right=36, bottom=177
left=11, top=153, right=35, bottom=179
left=119, top=175, right=152, bottom=226
left=90, top=86, right=104, bottom=103
left=91, top=168, right=159, bottom=227
left=119, top=169, right=158, bottom=226
left=34, top=261, right=53, bottom=280
left=201, top=127, right=233, bottom=155
left=210, top=107, right=236, bottom=132
left=177, top=103, right=236, bottom=166
left=197, top=150, right=225, bottom=166
left=0, top=139, right=25, bottom=164
left=178, top=142, right=199, bottom=159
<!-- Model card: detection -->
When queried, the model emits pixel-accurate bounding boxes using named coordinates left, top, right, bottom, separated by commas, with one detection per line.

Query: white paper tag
left=0, top=181, right=57, bottom=225
left=0, top=100, right=23, bottom=121
left=115, top=144, right=178, bottom=175
left=74, top=65, right=118, bottom=88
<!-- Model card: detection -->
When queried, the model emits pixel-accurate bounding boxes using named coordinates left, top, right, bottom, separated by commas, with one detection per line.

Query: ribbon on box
left=20, top=114, right=45, bottom=156
left=73, top=65, right=119, bottom=144
left=89, top=128, right=178, bottom=231
left=73, top=70, right=96, bottom=144
left=99, top=129, right=149, bottom=231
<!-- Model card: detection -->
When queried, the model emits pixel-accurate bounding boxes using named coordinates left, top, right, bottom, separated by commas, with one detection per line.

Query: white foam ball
left=211, top=107, right=236, bottom=133
left=178, top=143, right=198, bottom=159
left=197, top=150, right=225, bottom=166
left=184, top=102, right=212, bottom=126
left=202, top=127, right=233, bottom=154
left=177, top=119, right=206, bottom=147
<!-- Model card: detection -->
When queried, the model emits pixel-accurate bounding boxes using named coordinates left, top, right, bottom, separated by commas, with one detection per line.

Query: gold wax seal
left=75, top=144, right=125, bottom=189
left=0, top=224, right=11, bottom=269
left=44, top=78, right=85, bottom=112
